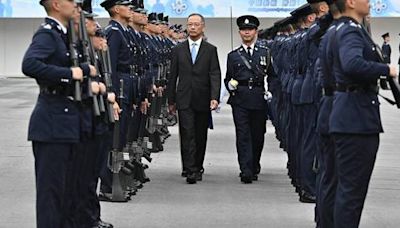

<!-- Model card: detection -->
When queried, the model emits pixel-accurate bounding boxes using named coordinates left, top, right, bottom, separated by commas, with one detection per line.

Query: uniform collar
left=242, top=41, right=256, bottom=51
left=46, top=16, right=67, bottom=34
left=111, top=19, right=128, bottom=31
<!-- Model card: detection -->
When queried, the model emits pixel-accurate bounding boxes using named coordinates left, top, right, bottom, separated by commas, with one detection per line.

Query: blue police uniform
left=124, top=26, right=147, bottom=145
left=225, top=38, right=277, bottom=181
left=298, top=19, right=322, bottom=198
left=22, top=17, right=90, bottom=228
left=329, top=17, right=389, bottom=228
left=315, top=19, right=340, bottom=228
left=105, top=19, right=137, bottom=150
left=270, top=34, right=286, bottom=147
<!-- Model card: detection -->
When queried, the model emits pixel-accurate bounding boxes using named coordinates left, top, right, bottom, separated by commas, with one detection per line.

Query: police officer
left=381, top=32, right=391, bottom=64
left=225, top=15, right=277, bottom=184
left=99, top=0, right=135, bottom=196
left=330, top=0, right=397, bottom=227
left=142, top=12, right=165, bottom=152
left=70, top=2, right=115, bottom=227
left=21, top=0, right=95, bottom=227
left=288, top=3, right=316, bottom=201
left=296, top=0, right=332, bottom=204
left=101, top=0, right=135, bottom=149
left=315, top=1, right=340, bottom=226
left=125, top=1, right=150, bottom=149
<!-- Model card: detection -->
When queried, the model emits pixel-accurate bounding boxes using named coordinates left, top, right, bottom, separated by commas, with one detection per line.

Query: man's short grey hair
left=187, top=13, right=205, bottom=24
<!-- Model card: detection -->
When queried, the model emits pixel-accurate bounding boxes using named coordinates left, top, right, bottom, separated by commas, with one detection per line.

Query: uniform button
left=372, top=100, right=376, bottom=104
left=249, top=60, right=252, bottom=63
left=64, top=108, right=69, bottom=113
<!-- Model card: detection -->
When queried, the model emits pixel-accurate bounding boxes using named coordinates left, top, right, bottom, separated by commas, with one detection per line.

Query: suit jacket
left=168, top=39, right=221, bottom=111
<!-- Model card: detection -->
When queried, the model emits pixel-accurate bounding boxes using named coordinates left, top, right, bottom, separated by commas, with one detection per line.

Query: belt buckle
left=248, top=78, right=253, bottom=90
left=129, top=65, right=135, bottom=76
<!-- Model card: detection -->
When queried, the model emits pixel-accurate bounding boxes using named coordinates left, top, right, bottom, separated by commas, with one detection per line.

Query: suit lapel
left=194, top=41, right=206, bottom=64
left=184, top=40, right=192, bottom=63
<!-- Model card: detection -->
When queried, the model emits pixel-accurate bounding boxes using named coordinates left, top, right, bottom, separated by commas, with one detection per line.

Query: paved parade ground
left=0, top=78, right=399, bottom=228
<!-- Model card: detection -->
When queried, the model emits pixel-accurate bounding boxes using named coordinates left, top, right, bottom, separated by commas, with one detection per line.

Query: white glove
left=228, top=79, right=239, bottom=91
left=264, top=91, right=273, bottom=101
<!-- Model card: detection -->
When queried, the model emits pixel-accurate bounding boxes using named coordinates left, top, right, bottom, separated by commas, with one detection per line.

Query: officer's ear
left=114, top=5, right=121, bottom=15
left=319, top=1, right=329, bottom=14
left=346, top=0, right=357, bottom=10
left=52, top=0, right=62, bottom=13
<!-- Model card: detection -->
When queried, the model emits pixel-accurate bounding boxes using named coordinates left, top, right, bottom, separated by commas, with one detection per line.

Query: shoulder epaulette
left=336, top=22, right=345, bottom=31
left=349, top=21, right=362, bottom=29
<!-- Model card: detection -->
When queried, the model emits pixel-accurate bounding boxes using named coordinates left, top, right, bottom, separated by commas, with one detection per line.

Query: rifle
left=67, top=19, right=82, bottom=102
left=99, top=49, right=116, bottom=123
left=107, top=79, right=130, bottom=202
left=116, top=109, right=151, bottom=196
left=131, top=113, right=152, bottom=183
left=89, top=41, right=106, bottom=114
left=160, top=60, right=170, bottom=127
left=146, top=65, right=162, bottom=134
left=76, top=1, right=101, bottom=116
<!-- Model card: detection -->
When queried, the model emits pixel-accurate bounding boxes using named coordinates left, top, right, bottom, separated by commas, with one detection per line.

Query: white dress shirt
left=188, top=37, right=203, bottom=55
left=242, top=42, right=256, bottom=56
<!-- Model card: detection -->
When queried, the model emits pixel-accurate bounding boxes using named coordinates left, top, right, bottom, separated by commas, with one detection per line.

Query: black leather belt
left=336, top=83, right=378, bottom=94
left=39, top=86, right=69, bottom=96
left=237, top=79, right=264, bottom=88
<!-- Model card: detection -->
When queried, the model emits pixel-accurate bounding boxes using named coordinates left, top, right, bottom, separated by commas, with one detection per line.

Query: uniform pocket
left=50, top=113, right=79, bottom=140
left=354, top=93, right=380, bottom=107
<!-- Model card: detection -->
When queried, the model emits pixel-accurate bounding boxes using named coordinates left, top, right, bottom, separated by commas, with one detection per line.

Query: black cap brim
left=239, top=24, right=258, bottom=30
left=83, top=11, right=99, bottom=19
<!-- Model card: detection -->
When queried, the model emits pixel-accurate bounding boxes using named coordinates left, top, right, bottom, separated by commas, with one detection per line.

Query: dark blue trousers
left=232, top=106, right=266, bottom=176
left=333, top=133, right=379, bottom=228
left=100, top=133, right=114, bottom=194
left=119, top=75, right=138, bottom=150
left=301, top=104, right=317, bottom=195
left=293, top=105, right=304, bottom=185
left=32, top=141, right=76, bottom=228
left=73, top=136, right=98, bottom=228
left=316, top=134, right=337, bottom=228
left=87, top=132, right=111, bottom=226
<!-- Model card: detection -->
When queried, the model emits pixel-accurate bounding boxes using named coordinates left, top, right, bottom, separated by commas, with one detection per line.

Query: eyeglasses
left=187, top=23, right=203, bottom=28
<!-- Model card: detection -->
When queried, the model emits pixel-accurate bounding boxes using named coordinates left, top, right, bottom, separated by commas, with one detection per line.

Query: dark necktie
left=247, top=46, right=252, bottom=57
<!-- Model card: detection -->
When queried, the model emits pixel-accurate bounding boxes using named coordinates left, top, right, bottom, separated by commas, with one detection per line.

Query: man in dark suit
left=168, top=13, right=221, bottom=184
